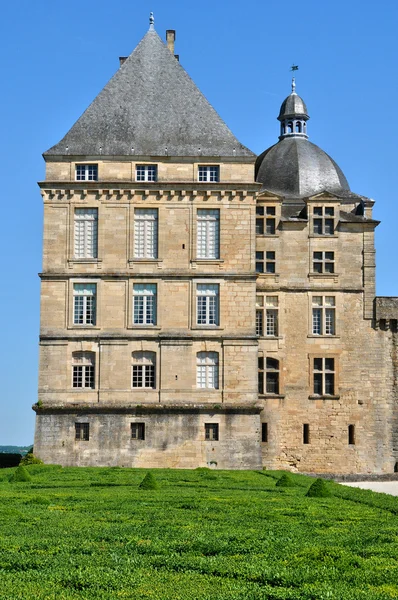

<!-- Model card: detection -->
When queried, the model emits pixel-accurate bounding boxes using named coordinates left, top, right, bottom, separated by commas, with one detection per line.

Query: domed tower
left=255, top=80, right=350, bottom=197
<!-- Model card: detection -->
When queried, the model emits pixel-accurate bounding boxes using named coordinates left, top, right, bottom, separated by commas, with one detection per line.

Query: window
left=205, top=423, right=219, bottom=441
left=135, top=165, right=157, bottom=182
left=348, top=424, right=355, bottom=445
left=133, top=284, right=157, bottom=325
left=73, top=283, right=96, bottom=326
left=258, top=357, right=280, bottom=395
left=196, top=284, right=219, bottom=326
left=313, top=206, right=334, bottom=235
left=312, top=296, right=335, bottom=335
left=134, top=209, right=158, bottom=259
left=131, top=423, right=145, bottom=440
left=74, top=208, right=98, bottom=259
left=197, top=209, right=220, bottom=259
left=257, top=250, right=277, bottom=274
left=303, top=424, right=310, bottom=444
left=313, top=251, right=334, bottom=273
left=262, top=423, right=268, bottom=443
left=132, top=351, right=156, bottom=389
left=256, top=296, right=278, bottom=337
left=75, top=423, right=89, bottom=441
left=256, top=206, right=276, bottom=235
left=313, top=358, right=335, bottom=395
left=72, top=352, right=95, bottom=389
left=197, top=352, right=219, bottom=389
left=198, top=165, right=219, bottom=182
left=75, top=164, right=98, bottom=181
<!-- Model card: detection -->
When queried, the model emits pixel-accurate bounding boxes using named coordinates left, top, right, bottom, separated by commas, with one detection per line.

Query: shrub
left=20, top=453, right=43, bottom=466
left=0, top=453, right=22, bottom=469
left=9, top=466, right=32, bottom=483
left=275, top=472, right=295, bottom=487
left=139, top=472, right=158, bottom=490
left=306, top=478, right=332, bottom=498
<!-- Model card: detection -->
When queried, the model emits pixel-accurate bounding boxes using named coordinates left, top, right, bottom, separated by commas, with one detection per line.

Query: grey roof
left=45, top=29, right=254, bottom=158
left=278, top=92, right=308, bottom=120
left=255, top=137, right=350, bottom=198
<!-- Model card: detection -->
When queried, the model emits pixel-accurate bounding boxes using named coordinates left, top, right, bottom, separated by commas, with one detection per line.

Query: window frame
left=196, top=283, right=220, bottom=327
left=196, top=351, right=219, bottom=389
left=198, top=165, right=220, bottom=183
left=133, top=283, right=157, bottom=326
left=256, top=295, right=279, bottom=337
left=74, top=208, right=98, bottom=260
left=256, top=205, right=277, bottom=236
left=75, top=422, right=90, bottom=441
left=72, top=282, right=97, bottom=327
left=205, top=423, right=219, bottom=441
left=133, top=208, right=158, bottom=259
left=311, top=295, right=336, bottom=336
left=131, top=423, right=146, bottom=440
left=312, top=251, right=335, bottom=274
left=72, top=351, right=95, bottom=389
left=312, top=206, right=335, bottom=236
left=196, top=208, right=220, bottom=260
left=312, top=357, right=336, bottom=397
left=131, top=351, right=156, bottom=389
left=135, top=164, right=158, bottom=182
left=75, top=164, right=98, bottom=181
left=258, top=356, right=280, bottom=395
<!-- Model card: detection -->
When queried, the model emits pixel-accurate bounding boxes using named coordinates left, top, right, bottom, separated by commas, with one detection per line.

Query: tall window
left=197, top=209, right=220, bottom=259
left=72, top=352, right=95, bottom=389
left=132, top=351, right=156, bottom=389
left=135, top=165, right=157, bottom=182
left=255, top=206, right=276, bottom=235
left=73, top=283, right=96, bottom=325
left=75, top=423, right=90, bottom=441
left=313, top=251, right=334, bottom=273
left=256, top=296, right=278, bottom=337
left=205, top=423, right=219, bottom=441
left=75, top=164, right=98, bottom=181
left=313, top=358, right=335, bottom=395
left=313, top=206, right=334, bottom=235
left=258, top=357, right=280, bottom=394
left=134, top=209, right=158, bottom=258
left=133, top=284, right=157, bottom=325
left=197, top=284, right=219, bottom=326
left=198, top=165, right=219, bottom=182
left=197, top=352, right=219, bottom=389
left=74, top=208, right=98, bottom=259
left=312, top=296, right=335, bottom=335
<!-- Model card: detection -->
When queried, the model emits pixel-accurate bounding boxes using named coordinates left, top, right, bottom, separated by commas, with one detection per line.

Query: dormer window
left=198, top=165, right=219, bottom=182
left=313, top=206, right=334, bottom=235
left=136, top=164, right=157, bottom=182
left=76, top=164, right=98, bottom=181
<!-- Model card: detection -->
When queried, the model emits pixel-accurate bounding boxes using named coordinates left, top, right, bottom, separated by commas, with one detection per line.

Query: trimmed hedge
left=9, top=465, right=32, bottom=483
left=0, top=453, right=22, bottom=468
left=306, top=478, right=332, bottom=498
left=139, top=472, right=159, bottom=490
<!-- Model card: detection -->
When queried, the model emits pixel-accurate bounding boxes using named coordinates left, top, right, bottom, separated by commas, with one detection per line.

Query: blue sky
left=0, top=0, right=397, bottom=445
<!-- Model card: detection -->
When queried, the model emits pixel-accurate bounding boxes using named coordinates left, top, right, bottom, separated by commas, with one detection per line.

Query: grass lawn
left=1, top=466, right=398, bottom=599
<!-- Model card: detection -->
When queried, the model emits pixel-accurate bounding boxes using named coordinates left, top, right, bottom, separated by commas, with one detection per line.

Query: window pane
left=312, top=308, right=322, bottom=334
left=314, top=358, right=323, bottom=371
left=325, top=219, right=334, bottom=235
left=313, top=219, right=323, bottom=234
left=325, top=373, right=335, bottom=395
left=314, top=373, right=323, bottom=395
left=266, top=372, right=279, bottom=394
left=325, top=358, right=334, bottom=371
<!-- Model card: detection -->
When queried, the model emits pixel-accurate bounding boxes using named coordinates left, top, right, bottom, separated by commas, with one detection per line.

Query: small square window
left=198, top=166, right=220, bottom=182
left=76, top=164, right=98, bottom=181
left=136, top=165, right=157, bottom=182
left=131, top=423, right=145, bottom=440
left=205, top=423, right=219, bottom=441
left=75, top=423, right=89, bottom=441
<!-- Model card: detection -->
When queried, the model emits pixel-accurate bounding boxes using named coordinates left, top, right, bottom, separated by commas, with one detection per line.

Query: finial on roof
left=149, top=12, right=155, bottom=30
left=292, top=77, right=296, bottom=94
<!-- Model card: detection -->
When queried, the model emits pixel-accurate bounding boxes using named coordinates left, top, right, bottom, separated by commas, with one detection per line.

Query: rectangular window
left=133, top=284, right=157, bottom=325
left=73, top=283, right=96, bottom=326
left=258, top=357, right=280, bottom=395
left=303, top=424, right=310, bottom=444
left=75, top=423, right=89, bottom=441
left=196, top=284, right=219, bottom=326
left=312, top=296, right=335, bottom=335
left=197, top=352, right=219, bottom=389
left=72, top=352, right=95, bottom=389
left=256, top=296, right=278, bottom=337
left=348, top=424, right=355, bottom=445
left=256, top=296, right=264, bottom=336
left=135, top=165, right=157, bottom=182
left=134, top=208, right=158, bottom=259
left=266, top=207, right=276, bottom=235
left=75, top=164, right=98, bottom=181
left=74, top=208, right=98, bottom=259
left=262, top=422, right=268, bottom=443
left=131, top=423, right=145, bottom=440
left=266, top=251, right=276, bottom=273
left=313, top=206, right=334, bottom=235
left=313, top=357, right=335, bottom=396
left=313, top=251, right=334, bottom=274
left=198, top=165, right=219, bottom=182
left=197, top=209, right=220, bottom=259
left=256, top=207, right=264, bottom=235
left=205, top=423, right=219, bottom=441
left=256, top=251, right=264, bottom=273
left=256, top=206, right=276, bottom=235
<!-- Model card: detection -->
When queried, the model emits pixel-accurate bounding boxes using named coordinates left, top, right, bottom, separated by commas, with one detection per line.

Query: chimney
left=166, top=30, right=176, bottom=56
left=119, top=57, right=128, bottom=67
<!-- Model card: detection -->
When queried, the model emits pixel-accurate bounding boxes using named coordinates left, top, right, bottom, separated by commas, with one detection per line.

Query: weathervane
left=290, top=65, right=299, bottom=93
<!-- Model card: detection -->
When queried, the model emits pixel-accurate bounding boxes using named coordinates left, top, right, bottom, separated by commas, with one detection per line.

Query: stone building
left=34, top=18, right=398, bottom=474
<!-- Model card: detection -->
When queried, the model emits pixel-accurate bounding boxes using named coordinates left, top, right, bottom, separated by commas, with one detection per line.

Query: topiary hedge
left=9, top=465, right=32, bottom=483
left=20, top=453, right=43, bottom=466
left=275, top=472, right=295, bottom=487
left=139, top=472, right=159, bottom=490
left=306, top=478, right=332, bottom=498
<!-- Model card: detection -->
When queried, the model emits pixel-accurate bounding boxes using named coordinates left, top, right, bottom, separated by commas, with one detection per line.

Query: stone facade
left=34, top=24, right=398, bottom=474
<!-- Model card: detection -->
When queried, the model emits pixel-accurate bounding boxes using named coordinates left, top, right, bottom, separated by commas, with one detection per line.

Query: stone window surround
left=68, top=202, right=103, bottom=267
left=68, top=278, right=101, bottom=330
left=308, top=352, right=340, bottom=400
left=307, top=292, right=340, bottom=339
left=307, top=199, right=340, bottom=238
left=258, top=352, right=284, bottom=398
left=191, top=279, right=223, bottom=330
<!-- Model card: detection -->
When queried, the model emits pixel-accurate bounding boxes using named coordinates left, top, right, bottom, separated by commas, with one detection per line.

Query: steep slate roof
left=44, top=28, right=254, bottom=158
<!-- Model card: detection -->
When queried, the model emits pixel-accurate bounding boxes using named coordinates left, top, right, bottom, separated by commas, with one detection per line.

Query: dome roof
left=278, top=92, right=308, bottom=120
left=255, top=137, right=350, bottom=198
